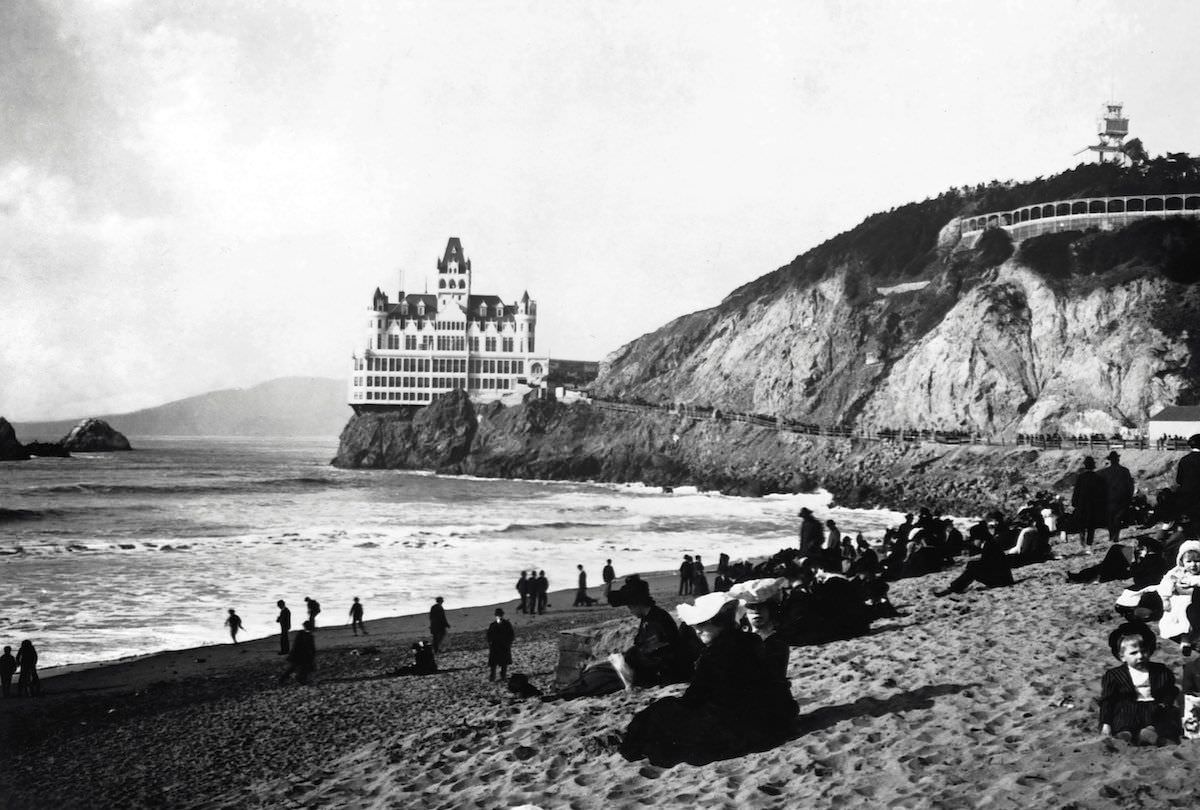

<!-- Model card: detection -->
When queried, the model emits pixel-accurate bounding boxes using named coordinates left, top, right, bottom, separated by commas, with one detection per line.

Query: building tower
left=1079, top=102, right=1130, bottom=164
left=436, top=237, right=471, bottom=313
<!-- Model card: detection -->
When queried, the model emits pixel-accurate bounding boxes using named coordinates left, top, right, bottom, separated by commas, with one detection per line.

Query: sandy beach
left=4, top=553, right=1200, bottom=810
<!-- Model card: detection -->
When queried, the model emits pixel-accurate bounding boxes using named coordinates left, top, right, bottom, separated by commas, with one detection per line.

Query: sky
left=2, top=0, right=1199, bottom=419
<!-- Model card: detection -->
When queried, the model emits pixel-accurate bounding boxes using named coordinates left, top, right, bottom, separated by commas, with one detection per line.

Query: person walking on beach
left=574, top=564, right=596, bottom=607
left=0, top=646, right=15, bottom=697
left=225, top=609, right=244, bottom=644
left=516, top=571, right=531, bottom=613
left=1099, top=451, right=1135, bottom=544
left=15, top=640, right=39, bottom=697
left=276, top=600, right=291, bottom=655
left=603, top=559, right=616, bottom=597
left=304, top=596, right=321, bottom=629
left=692, top=555, right=710, bottom=596
left=486, top=608, right=515, bottom=682
left=430, top=596, right=450, bottom=652
left=535, top=571, right=549, bottom=614
left=349, top=597, right=368, bottom=635
left=279, top=620, right=316, bottom=685
left=1071, top=456, right=1107, bottom=552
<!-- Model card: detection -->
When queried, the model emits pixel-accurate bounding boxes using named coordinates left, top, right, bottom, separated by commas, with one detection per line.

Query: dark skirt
left=619, top=696, right=791, bottom=767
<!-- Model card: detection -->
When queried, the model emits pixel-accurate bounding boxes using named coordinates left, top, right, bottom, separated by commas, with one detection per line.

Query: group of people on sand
left=0, top=640, right=39, bottom=698
left=515, top=570, right=551, bottom=614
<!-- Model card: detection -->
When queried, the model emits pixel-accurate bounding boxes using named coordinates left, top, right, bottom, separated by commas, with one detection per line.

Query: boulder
left=24, top=441, right=70, bottom=458
left=60, top=418, right=132, bottom=452
left=0, top=418, right=30, bottom=461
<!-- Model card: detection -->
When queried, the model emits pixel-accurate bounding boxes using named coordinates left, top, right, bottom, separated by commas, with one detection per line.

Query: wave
left=493, top=521, right=607, bottom=533
left=0, top=507, right=50, bottom=522
left=27, top=475, right=349, bottom=497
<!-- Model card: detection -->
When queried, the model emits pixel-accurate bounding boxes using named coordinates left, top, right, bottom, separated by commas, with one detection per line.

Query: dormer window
left=400, top=302, right=408, bottom=315
left=479, top=303, right=487, bottom=317
left=417, top=302, right=425, bottom=316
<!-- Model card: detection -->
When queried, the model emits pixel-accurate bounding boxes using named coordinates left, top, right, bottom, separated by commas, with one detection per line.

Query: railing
left=581, top=395, right=1184, bottom=451
left=958, top=193, right=1200, bottom=244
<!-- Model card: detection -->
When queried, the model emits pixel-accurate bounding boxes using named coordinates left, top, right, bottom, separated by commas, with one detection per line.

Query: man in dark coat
left=1071, top=456, right=1107, bottom=551
left=279, top=620, right=316, bottom=685
left=349, top=597, right=367, bottom=635
left=1098, top=451, right=1135, bottom=544
left=535, top=571, right=549, bottom=614
left=602, top=559, right=616, bottom=597
left=797, top=508, right=824, bottom=557
left=516, top=571, right=530, bottom=613
left=486, top=608, right=515, bottom=682
left=429, top=596, right=450, bottom=652
left=275, top=600, right=291, bottom=654
left=1177, top=434, right=1200, bottom=524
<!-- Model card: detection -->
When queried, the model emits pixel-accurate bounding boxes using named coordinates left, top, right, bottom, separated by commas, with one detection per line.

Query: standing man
left=429, top=596, right=450, bottom=653
left=0, top=646, right=15, bottom=697
left=535, top=570, right=549, bottom=614
left=279, top=620, right=316, bottom=685
left=1177, top=434, right=1200, bottom=525
left=486, top=608, right=515, bottom=682
left=304, top=596, right=321, bottom=629
left=276, top=600, right=292, bottom=655
left=349, top=597, right=368, bottom=635
left=602, top=559, right=616, bottom=597
left=1071, top=456, right=1106, bottom=552
left=798, top=508, right=825, bottom=557
left=516, top=571, right=530, bottom=614
left=678, top=555, right=694, bottom=595
left=1098, top=451, right=1135, bottom=544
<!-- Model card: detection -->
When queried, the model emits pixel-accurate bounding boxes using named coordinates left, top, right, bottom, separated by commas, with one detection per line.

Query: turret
left=436, top=237, right=471, bottom=312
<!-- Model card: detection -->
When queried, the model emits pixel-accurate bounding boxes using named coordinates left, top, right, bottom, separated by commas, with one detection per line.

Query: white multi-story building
left=348, top=237, right=549, bottom=410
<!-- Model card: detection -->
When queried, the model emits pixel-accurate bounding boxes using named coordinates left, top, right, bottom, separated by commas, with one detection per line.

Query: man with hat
left=1098, top=451, right=1135, bottom=544
left=797, top=507, right=824, bottom=557
left=1071, top=456, right=1106, bottom=552
left=1177, top=434, right=1200, bottom=524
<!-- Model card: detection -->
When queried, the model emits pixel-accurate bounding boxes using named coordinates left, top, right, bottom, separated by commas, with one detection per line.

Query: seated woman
left=1156, top=540, right=1200, bottom=654
left=619, top=592, right=798, bottom=767
left=547, top=575, right=691, bottom=700
left=778, top=560, right=873, bottom=643
left=727, top=577, right=793, bottom=682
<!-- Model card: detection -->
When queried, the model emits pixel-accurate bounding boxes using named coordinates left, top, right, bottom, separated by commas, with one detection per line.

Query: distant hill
left=12, top=377, right=350, bottom=440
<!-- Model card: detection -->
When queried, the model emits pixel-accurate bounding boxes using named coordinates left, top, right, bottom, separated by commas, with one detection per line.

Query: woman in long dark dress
left=619, top=593, right=797, bottom=767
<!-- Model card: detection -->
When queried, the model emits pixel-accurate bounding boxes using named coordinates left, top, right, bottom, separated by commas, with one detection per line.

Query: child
left=225, top=608, right=244, bottom=644
left=1099, top=622, right=1179, bottom=745
left=1155, top=540, right=1200, bottom=654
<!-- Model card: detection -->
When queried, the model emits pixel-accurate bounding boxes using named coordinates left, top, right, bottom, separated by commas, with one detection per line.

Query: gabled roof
left=1150, top=405, right=1200, bottom=422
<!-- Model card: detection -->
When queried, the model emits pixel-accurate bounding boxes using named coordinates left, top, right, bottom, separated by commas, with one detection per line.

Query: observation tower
left=1078, top=102, right=1130, bottom=164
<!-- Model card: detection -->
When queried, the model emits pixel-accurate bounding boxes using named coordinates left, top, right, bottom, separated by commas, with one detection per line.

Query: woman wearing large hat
left=619, top=592, right=797, bottom=767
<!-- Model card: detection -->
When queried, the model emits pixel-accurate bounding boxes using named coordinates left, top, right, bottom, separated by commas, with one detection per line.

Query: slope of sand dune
left=4, top=556, right=1200, bottom=809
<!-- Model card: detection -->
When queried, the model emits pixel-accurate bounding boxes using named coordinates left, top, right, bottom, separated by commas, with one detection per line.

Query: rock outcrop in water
left=333, top=392, right=1181, bottom=515
left=60, top=418, right=132, bottom=452
left=0, top=418, right=30, bottom=461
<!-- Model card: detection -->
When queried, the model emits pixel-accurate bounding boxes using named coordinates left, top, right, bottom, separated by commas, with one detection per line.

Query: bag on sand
left=1184, top=694, right=1200, bottom=740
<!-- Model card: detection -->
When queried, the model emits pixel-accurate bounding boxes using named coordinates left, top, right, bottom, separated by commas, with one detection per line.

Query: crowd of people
left=13, top=434, right=1200, bottom=765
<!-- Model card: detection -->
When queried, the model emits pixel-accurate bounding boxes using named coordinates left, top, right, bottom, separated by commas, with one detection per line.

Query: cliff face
left=591, top=223, right=1200, bottom=437
left=332, top=391, right=1181, bottom=515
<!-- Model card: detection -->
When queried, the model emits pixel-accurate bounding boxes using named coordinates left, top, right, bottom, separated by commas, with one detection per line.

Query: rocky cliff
left=60, top=418, right=132, bottom=452
left=333, top=391, right=1181, bottom=515
left=591, top=163, right=1200, bottom=437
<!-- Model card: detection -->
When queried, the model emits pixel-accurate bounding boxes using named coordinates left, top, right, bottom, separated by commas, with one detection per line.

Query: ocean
left=0, top=437, right=905, bottom=667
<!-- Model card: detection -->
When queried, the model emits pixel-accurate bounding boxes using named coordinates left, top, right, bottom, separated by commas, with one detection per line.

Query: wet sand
left=3, top=554, right=1198, bottom=809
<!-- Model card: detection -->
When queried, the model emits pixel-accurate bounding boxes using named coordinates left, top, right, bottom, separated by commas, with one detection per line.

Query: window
left=405, top=335, right=417, bottom=350
left=502, top=337, right=513, bottom=353
left=485, top=337, right=497, bottom=352
left=528, top=336, right=534, bottom=352
left=469, top=337, right=479, bottom=351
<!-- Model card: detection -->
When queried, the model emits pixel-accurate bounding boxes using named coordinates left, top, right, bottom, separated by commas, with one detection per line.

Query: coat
left=1098, top=463, right=1135, bottom=513
left=623, top=605, right=687, bottom=686
left=1071, top=469, right=1107, bottom=529
left=486, top=618, right=515, bottom=667
left=1098, top=661, right=1178, bottom=731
